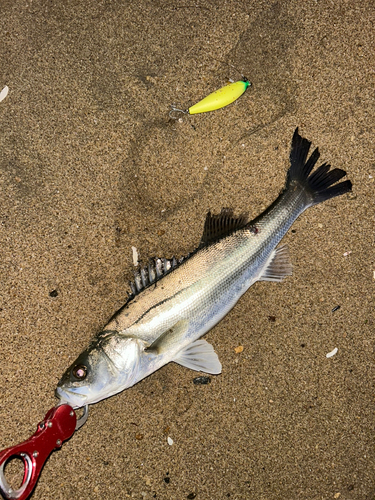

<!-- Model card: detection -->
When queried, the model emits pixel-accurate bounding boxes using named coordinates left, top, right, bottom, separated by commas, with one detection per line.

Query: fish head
left=55, top=331, right=144, bottom=408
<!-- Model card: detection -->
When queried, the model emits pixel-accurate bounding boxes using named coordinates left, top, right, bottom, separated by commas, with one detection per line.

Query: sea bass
left=56, top=129, right=352, bottom=408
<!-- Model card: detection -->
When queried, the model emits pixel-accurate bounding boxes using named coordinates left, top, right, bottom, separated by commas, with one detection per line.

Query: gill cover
left=56, top=331, right=144, bottom=407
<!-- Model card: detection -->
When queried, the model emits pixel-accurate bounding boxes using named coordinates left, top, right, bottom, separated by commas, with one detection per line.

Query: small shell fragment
left=234, top=345, right=244, bottom=353
left=343, top=251, right=352, bottom=257
left=132, top=246, right=139, bottom=266
left=167, top=436, right=173, bottom=446
left=0, top=85, right=9, bottom=103
left=326, top=347, right=338, bottom=358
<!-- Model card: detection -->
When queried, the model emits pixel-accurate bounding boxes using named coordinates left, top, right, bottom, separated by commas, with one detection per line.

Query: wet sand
left=0, top=1, right=374, bottom=499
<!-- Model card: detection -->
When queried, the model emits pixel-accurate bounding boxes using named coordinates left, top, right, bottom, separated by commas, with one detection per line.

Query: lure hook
left=169, top=105, right=188, bottom=119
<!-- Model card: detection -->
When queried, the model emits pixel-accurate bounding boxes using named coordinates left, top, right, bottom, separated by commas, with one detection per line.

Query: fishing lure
left=171, top=78, right=251, bottom=116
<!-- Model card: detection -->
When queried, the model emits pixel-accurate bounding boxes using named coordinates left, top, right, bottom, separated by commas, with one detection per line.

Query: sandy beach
left=0, top=1, right=374, bottom=499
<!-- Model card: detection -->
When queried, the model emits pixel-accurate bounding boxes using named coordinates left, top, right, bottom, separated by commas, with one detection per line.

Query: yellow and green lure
left=172, top=78, right=251, bottom=116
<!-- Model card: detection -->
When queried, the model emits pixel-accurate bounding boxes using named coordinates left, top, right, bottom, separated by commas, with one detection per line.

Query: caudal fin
left=287, top=128, right=352, bottom=205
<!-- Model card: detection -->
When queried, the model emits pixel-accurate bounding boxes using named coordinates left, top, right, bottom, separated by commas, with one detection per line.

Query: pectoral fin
left=258, top=244, right=293, bottom=282
left=145, top=319, right=189, bottom=355
left=173, top=339, right=222, bottom=374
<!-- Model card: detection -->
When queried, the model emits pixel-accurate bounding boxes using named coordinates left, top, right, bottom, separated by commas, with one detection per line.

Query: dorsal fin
left=127, top=208, right=247, bottom=299
left=200, top=208, right=249, bottom=247
left=129, top=255, right=189, bottom=298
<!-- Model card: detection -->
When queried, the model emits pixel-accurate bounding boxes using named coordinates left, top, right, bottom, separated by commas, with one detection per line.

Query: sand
left=0, top=1, right=374, bottom=499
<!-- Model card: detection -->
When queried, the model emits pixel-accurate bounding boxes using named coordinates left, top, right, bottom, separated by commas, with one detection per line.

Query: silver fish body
left=56, top=129, right=352, bottom=408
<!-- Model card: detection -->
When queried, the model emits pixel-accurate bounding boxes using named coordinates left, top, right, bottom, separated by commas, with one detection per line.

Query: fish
left=56, top=128, right=352, bottom=409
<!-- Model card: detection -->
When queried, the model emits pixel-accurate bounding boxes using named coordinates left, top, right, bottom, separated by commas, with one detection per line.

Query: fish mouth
left=55, top=386, right=88, bottom=409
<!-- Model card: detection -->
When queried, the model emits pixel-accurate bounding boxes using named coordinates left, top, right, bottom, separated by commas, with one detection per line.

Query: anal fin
left=173, top=339, right=222, bottom=375
left=259, top=244, right=293, bottom=282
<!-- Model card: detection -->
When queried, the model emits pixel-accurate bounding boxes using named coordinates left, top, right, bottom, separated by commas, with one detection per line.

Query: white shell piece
left=0, top=86, right=9, bottom=103
left=132, top=246, right=138, bottom=266
left=167, top=436, right=173, bottom=446
left=326, top=347, right=338, bottom=358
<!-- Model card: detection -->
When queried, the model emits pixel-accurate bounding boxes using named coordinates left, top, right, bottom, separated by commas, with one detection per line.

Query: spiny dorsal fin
left=200, top=208, right=249, bottom=247
left=128, top=208, right=247, bottom=299
left=129, top=255, right=189, bottom=297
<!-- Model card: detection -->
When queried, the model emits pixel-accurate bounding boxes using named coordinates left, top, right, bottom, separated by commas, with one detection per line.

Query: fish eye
left=72, top=364, right=88, bottom=380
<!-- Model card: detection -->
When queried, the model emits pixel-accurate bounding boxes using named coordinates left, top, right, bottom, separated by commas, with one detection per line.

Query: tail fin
left=287, top=128, right=352, bottom=205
